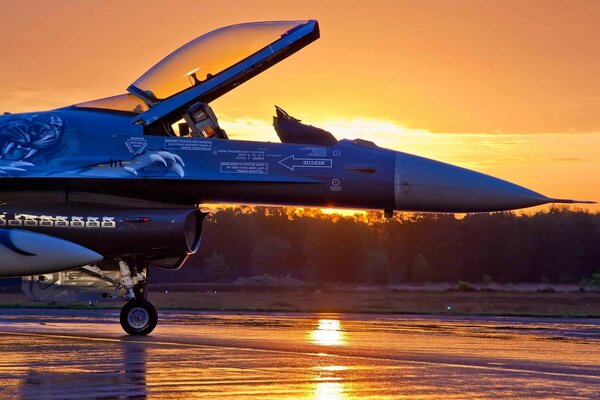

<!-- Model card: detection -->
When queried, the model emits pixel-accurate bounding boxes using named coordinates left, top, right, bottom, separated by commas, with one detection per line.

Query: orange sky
left=1, top=0, right=599, bottom=211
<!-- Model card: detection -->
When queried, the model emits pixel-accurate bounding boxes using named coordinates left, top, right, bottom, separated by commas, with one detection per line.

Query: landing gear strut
left=116, top=258, right=158, bottom=335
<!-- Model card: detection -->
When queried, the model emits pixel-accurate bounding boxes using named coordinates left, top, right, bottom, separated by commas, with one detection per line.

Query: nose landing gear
left=117, top=258, right=157, bottom=335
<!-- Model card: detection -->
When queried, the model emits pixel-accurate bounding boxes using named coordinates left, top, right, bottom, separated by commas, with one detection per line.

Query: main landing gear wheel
left=120, top=298, right=158, bottom=336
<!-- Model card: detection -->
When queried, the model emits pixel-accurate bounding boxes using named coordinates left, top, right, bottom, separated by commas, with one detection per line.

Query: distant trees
left=150, top=206, right=600, bottom=285
left=203, top=252, right=230, bottom=279
left=252, top=235, right=291, bottom=274
left=364, top=250, right=392, bottom=284
left=412, top=254, right=432, bottom=283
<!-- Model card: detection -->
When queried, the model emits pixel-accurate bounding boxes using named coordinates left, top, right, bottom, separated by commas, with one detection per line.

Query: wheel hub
left=127, top=306, right=150, bottom=329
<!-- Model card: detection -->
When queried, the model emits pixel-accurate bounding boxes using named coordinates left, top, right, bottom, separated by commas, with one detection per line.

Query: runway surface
left=0, top=309, right=598, bottom=399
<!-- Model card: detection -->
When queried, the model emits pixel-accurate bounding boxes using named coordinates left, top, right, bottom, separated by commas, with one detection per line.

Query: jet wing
left=129, top=20, right=320, bottom=126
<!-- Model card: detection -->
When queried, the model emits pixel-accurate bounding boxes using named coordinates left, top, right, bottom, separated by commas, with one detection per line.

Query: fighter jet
left=0, top=20, right=592, bottom=335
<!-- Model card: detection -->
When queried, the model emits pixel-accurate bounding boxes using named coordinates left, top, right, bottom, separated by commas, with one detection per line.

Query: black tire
left=120, top=298, right=158, bottom=336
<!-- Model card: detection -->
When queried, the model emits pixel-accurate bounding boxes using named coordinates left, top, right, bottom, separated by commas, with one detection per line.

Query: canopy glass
left=131, top=21, right=309, bottom=100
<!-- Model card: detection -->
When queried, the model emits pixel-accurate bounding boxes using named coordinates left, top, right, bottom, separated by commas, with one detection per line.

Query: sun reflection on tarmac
left=309, top=320, right=350, bottom=399
left=313, top=381, right=347, bottom=400
left=311, top=366, right=350, bottom=400
left=310, top=319, right=346, bottom=346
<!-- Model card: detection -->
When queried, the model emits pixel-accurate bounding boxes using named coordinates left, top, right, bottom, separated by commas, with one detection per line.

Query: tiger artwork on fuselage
left=0, top=113, right=186, bottom=178
left=0, top=113, right=64, bottom=174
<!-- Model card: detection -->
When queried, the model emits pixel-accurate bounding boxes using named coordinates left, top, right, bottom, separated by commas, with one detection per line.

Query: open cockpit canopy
left=128, top=20, right=319, bottom=127
left=73, top=20, right=320, bottom=140
left=131, top=21, right=312, bottom=102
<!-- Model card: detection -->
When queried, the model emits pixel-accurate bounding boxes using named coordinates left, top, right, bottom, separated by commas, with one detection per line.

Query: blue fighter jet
left=0, top=20, right=592, bottom=334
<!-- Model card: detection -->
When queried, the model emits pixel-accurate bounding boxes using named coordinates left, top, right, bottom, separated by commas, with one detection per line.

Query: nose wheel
left=120, top=298, right=158, bottom=336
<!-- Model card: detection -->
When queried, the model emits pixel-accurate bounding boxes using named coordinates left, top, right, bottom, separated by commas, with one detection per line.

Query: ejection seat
left=273, top=106, right=337, bottom=146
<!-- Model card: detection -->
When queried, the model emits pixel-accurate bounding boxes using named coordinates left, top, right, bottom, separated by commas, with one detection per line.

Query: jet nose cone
left=394, top=152, right=550, bottom=212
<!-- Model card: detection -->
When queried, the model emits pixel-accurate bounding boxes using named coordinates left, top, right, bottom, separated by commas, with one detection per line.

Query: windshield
left=131, top=21, right=308, bottom=100
left=74, top=93, right=148, bottom=114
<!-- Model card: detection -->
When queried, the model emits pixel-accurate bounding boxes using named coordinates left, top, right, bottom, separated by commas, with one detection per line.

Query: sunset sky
left=1, top=0, right=599, bottom=211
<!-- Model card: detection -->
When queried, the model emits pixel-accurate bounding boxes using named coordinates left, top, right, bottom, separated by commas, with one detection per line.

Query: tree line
left=152, top=206, right=600, bottom=285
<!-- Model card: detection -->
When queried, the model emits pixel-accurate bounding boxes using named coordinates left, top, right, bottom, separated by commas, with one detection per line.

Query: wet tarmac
left=0, top=309, right=598, bottom=399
